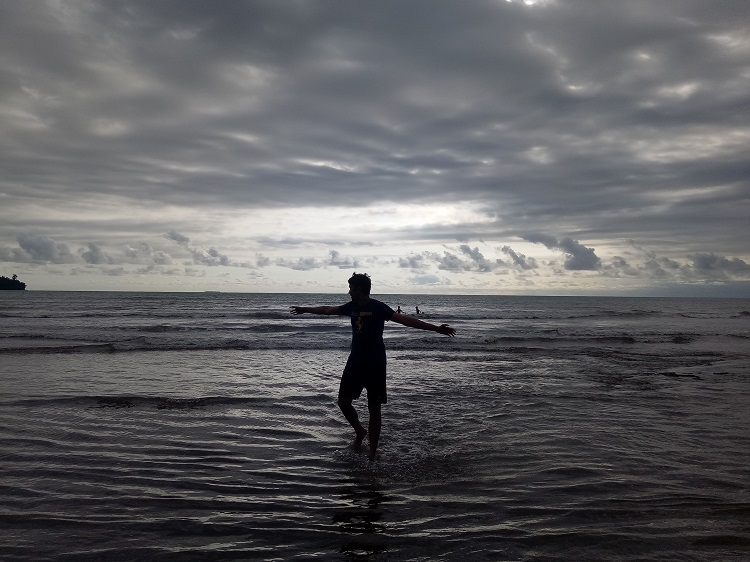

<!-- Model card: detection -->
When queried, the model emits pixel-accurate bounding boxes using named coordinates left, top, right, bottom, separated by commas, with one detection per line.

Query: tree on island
left=0, top=274, right=26, bottom=290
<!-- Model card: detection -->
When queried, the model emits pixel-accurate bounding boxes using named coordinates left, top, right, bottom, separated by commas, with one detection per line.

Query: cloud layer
left=0, top=1, right=748, bottom=294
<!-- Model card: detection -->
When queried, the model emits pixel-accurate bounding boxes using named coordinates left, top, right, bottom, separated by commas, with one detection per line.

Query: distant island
left=0, top=274, right=26, bottom=290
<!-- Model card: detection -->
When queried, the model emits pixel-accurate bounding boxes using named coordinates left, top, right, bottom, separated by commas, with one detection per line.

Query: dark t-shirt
left=338, top=298, right=395, bottom=364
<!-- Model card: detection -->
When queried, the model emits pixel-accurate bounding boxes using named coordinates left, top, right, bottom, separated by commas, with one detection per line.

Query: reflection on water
left=335, top=474, right=390, bottom=558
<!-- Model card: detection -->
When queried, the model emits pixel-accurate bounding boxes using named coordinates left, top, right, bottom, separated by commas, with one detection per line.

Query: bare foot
left=368, top=448, right=379, bottom=462
left=351, top=428, right=367, bottom=451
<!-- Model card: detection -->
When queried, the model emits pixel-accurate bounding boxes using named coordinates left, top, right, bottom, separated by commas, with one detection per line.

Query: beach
left=1, top=292, right=749, bottom=561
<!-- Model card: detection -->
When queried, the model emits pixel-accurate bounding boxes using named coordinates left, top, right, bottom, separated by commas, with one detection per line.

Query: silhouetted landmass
left=0, top=274, right=26, bottom=290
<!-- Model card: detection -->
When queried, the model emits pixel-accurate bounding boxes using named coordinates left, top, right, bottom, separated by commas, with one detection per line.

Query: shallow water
left=1, top=292, right=749, bottom=560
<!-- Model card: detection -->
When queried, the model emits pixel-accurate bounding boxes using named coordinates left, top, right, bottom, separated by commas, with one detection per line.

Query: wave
left=0, top=308, right=298, bottom=321
left=3, top=394, right=273, bottom=410
left=1, top=331, right=723, bottom=356
left=477, top=335, right=638, bottom=345
left=563, top=309, right=664, bottom=320
left=0, top=342, right=118, bottom=354
left=0, top=336, right=352, bottom=355
left=1, top=321, right=343, bottom=335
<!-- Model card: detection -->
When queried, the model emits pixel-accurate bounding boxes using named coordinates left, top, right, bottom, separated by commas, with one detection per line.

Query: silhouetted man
left=290, top=272, right=456, bottom=460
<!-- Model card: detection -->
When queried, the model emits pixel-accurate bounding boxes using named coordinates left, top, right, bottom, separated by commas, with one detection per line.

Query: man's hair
left=348, top=272, right=371, bottom=295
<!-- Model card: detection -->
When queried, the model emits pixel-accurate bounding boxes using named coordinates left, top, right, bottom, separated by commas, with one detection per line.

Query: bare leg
left=338, top=395, right=367, bottom=448
left=367, top=401, right=381, bottom=460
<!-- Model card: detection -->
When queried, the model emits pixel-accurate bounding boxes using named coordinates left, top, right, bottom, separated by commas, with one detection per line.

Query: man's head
left=348, top=272, right=371, bottom=298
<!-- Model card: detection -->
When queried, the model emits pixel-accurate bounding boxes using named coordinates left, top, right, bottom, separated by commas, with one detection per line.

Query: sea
left=1, top=291, right=748, bottom=561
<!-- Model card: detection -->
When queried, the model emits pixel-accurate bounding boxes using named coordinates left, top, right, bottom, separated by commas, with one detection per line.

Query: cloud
left=79, top=243, right=114, bottom=265
left=639, top=256, right=684, bottom=279
left=275, top=257, right=322, bottom=271
left=399, top=253, right=441, bottom=273
left=0, top=245, right=29, bottom=263
left=413, top=244, right=505, bottom=274
left=328, top=249, right=360, bottom=270
left=501, top=245, right=538, bottom=270
left=124, top=244, right=145, bottom=259
left=124, top=242, right=172, bottom=265
left=9, top=234, right=77, bottom=264
left=411, top=274, right=443, bottom=286
left=164, top=231, right=231, bottom=266
left=692, top=253, right=750, bottom=276
left=195, top=247, right=230, bottom=267
left=261, top=249, right=361, bottom=271
left=523, top=234, right=601, bottom=270
left=152, top=251, right=172, bottom=265
left=598, top=250, right=750, bottom=286
left=600, top=256, right=642, bottom=278
left=102, top=267, right=127, bottom=276
left=432, top=251, right=471, bottom=273
left=165, top=231, right=191, bottom=246
left=458, top=245, right=495, bottom=272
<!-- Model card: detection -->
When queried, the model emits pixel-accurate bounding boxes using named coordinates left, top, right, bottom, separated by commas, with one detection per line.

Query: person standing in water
left=290, top=273, right=456, bottom=460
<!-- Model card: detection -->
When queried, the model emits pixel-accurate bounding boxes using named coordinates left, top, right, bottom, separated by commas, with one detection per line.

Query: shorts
left=338, top=356, right=387, bottom=404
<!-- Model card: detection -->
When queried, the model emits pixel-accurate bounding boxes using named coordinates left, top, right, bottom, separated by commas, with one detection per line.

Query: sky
left=1, top=0, right=749, bottom=296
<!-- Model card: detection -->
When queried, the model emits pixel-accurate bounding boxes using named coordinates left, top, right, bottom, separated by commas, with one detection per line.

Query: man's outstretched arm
left=290, top=305, right=341, bottom=315
left=390, top=312, right=456, bottom=337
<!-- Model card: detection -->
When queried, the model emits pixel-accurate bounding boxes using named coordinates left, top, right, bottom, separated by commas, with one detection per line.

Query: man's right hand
left=436, top=324, right=456, bottom=337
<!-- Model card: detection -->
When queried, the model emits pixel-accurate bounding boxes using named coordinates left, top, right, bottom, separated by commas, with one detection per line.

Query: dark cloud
left=398, top=254, right=428, bottom=271
left=433, top=251, right=471, bottom=273
left=523, top=234, right=601, bottom=270
left=164, top=231, right=231, bottom=266
left=601, top=256, right=642, bottom=278
left=198, top=247, right=230, bottom=267
left=165, top=231, right=191, bottom=246
left=0, top=245, right=28, bottom=263
left=79, top=243, right=113, bottom=265
left=458, top=245, right=494, bottom=272
left=425, top=246, right=504, bottom=274
left=0, top=232, right=184, bottom=271
left=692, top=253, right=750, bottom=275
left=501, top=246, right=539, bottom=270
left=10, top=234, right=77, bottom=264
left=598, top=250, right=750, bottom=285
